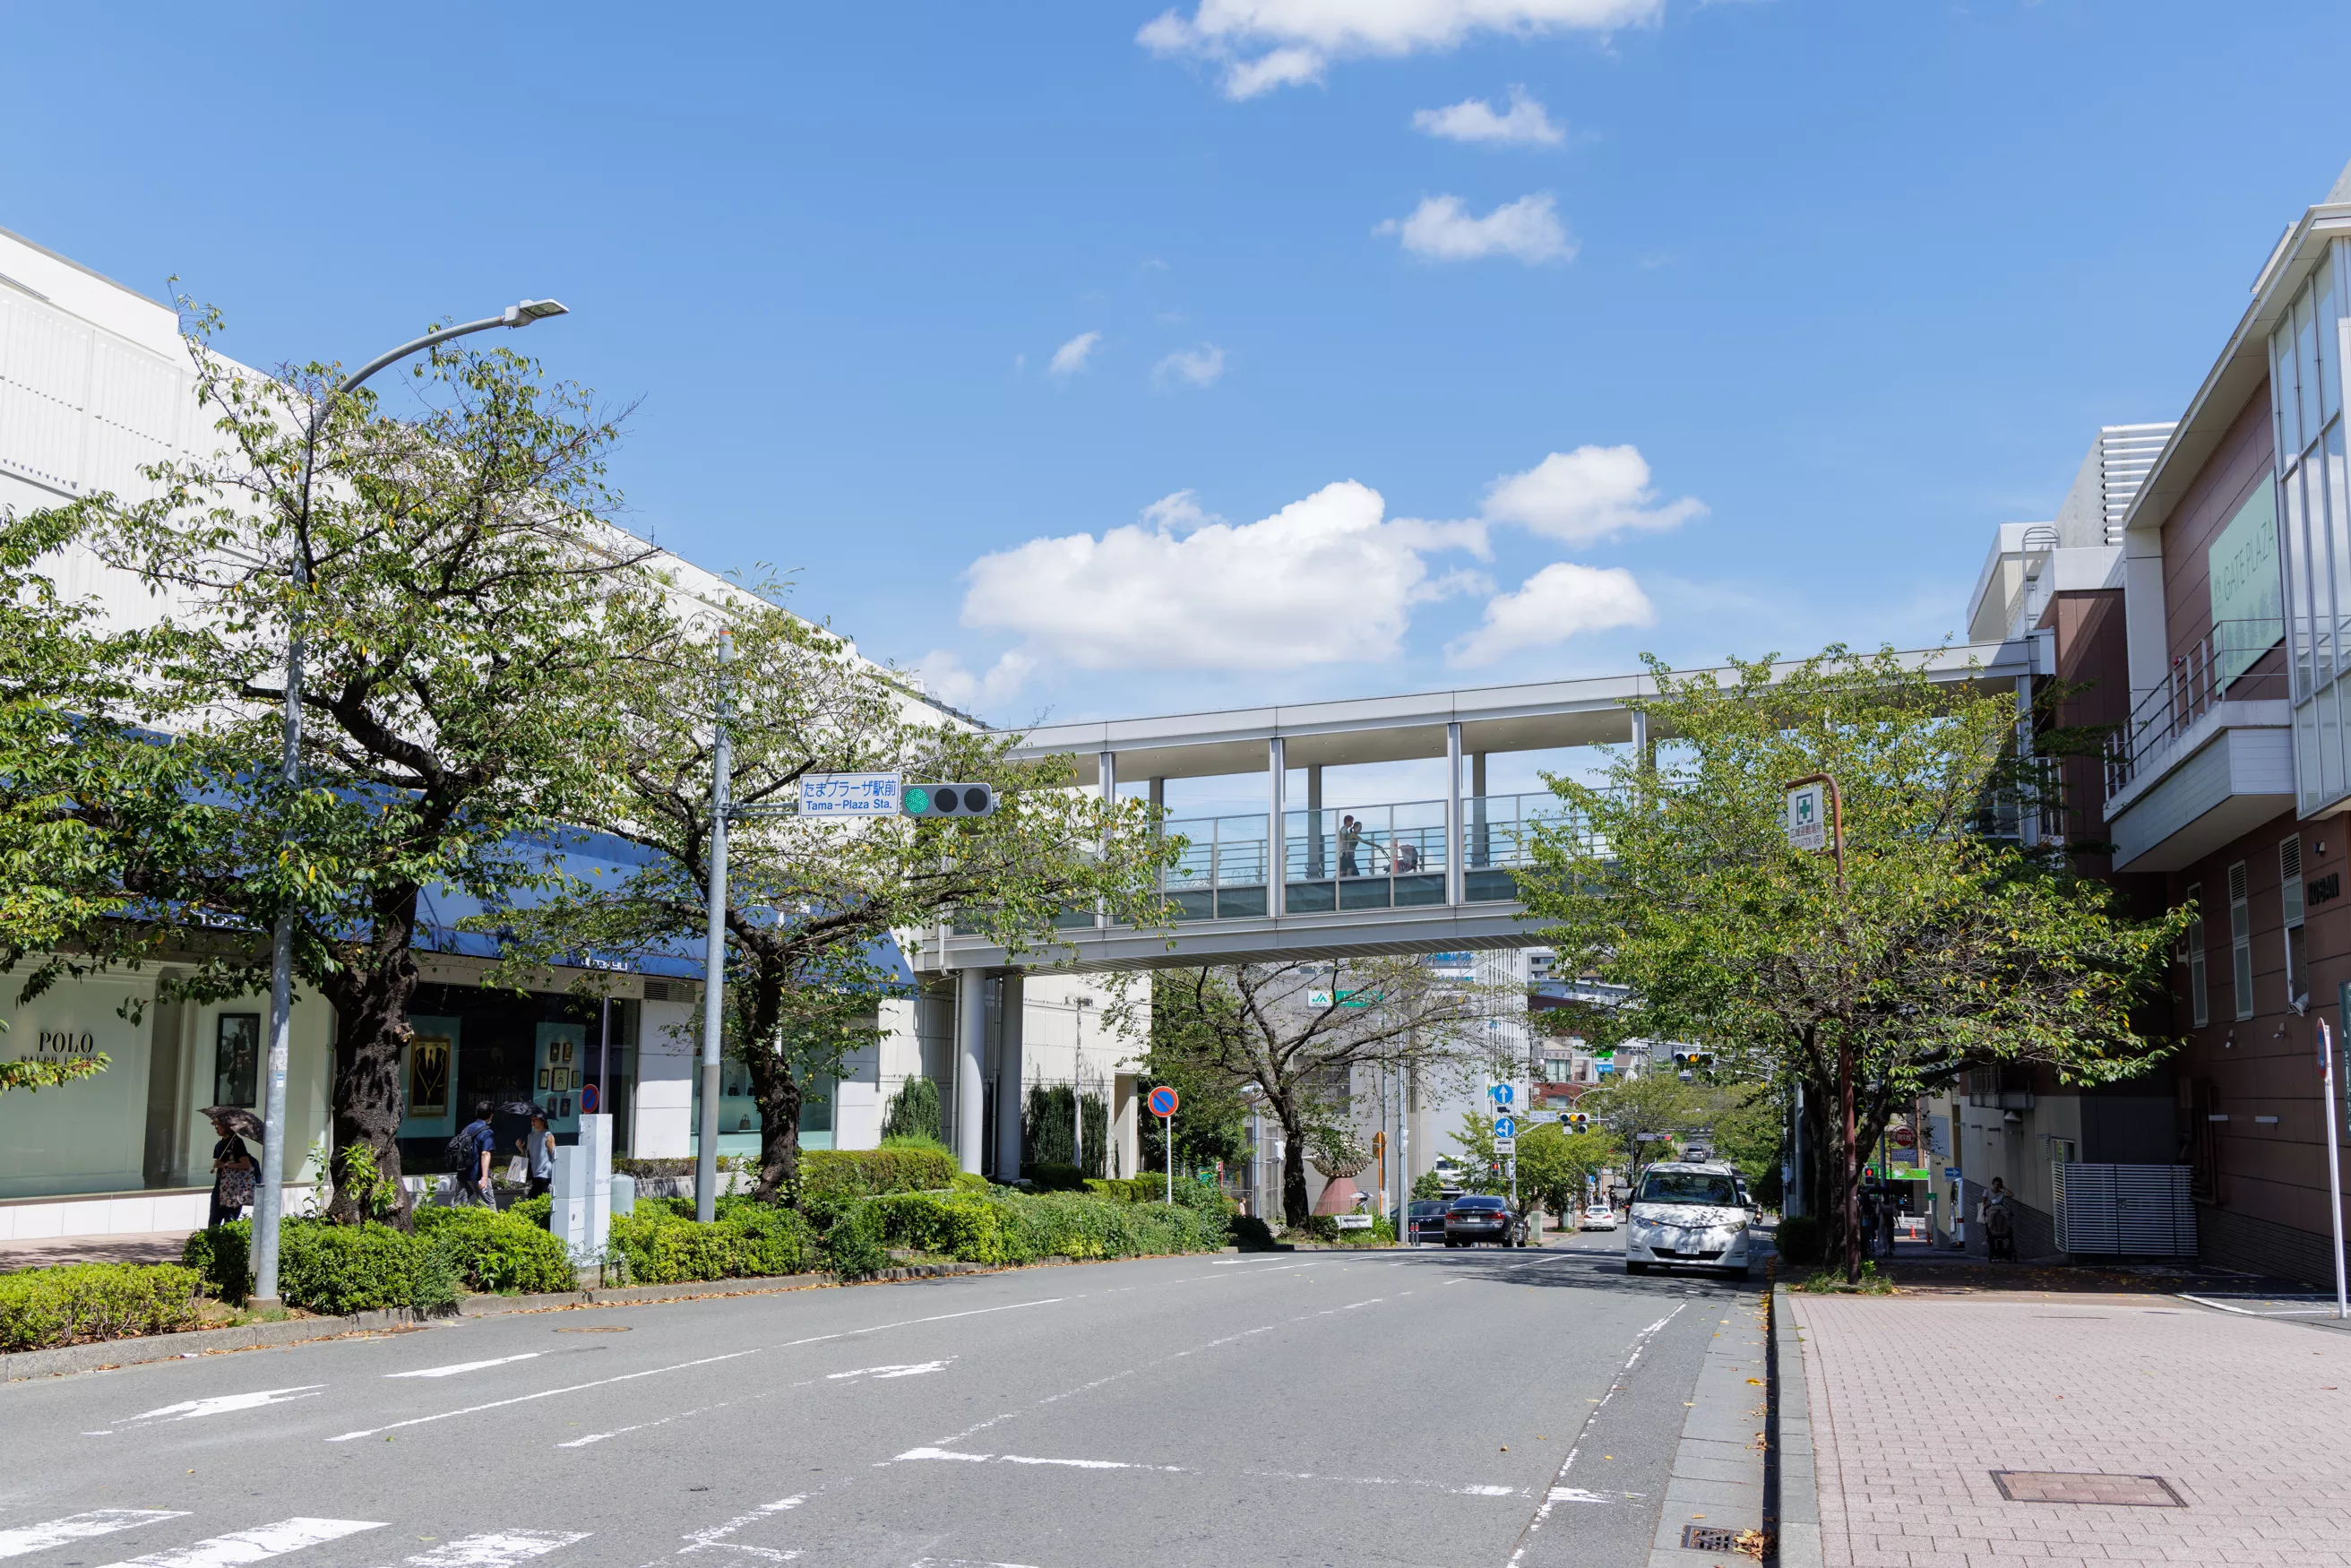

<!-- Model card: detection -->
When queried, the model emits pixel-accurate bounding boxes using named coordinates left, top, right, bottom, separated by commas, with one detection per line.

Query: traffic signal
left=1564, top=1111, right=1590, bottom=1133
left=902, top=782, right=996, bottom=818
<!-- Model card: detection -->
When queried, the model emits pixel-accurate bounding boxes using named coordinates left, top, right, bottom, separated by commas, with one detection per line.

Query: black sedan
left=1442, top=1194, right=1522, bottom=1248
left=1404, top=1199, right=1450, bottom=1244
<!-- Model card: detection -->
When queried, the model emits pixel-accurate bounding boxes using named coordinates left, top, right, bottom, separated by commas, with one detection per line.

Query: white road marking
left=125, top=1388, right=325, bottom=1425
left=0, top=1512, right=188, bottom=1559
left=679, top=1496, right=805, bottom=1560
left=1507, top=1305, right=1687, bottom=1566
left=1545, top=1487, right=1623, bottom=1503
left=1340, top=1298, right=1384, bottom=1309
left=907, top=1560, right=1041, bottom=1567
left=999, top=1454, right=1184, bottom=1472
left=335, top=1296, right=1070, bottom=1442
left=827, top=1361, right=950, bottom=1381
left=386, top=1354, right=543, bottom=1380
left=1455, top=1485, right=1519, bottom=1497
left=387, top=1531, right=588, bottom=1566
left=1243, top=1469, right=1524, bottom=1497
left=895, top=1447, right=988, bottom=1462
left=99, top=1517, right=383, bottom=1567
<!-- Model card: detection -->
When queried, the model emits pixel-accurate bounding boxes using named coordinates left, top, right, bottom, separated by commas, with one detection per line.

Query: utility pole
left=695, top=631, right=734, bottom=1224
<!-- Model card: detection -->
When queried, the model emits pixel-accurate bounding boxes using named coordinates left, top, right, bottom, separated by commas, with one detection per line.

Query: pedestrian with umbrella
left=202, top=1107, right=262, bottom=1228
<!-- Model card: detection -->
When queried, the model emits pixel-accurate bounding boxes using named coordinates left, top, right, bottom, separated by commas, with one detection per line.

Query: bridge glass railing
left=1283, top=797, right=1450, bottom=913
left=1161, top=812, right=1271, bottom=922
left=1458, top=790, right=1596, bottom=901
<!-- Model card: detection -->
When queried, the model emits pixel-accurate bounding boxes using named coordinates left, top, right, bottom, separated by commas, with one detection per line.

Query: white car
left=1623, top=1161, right=1753, bottom=1278
left=1578, top=1204, right=1619, bottom=1231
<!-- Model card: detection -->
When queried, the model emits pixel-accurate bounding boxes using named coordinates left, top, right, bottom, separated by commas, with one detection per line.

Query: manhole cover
left=1682, top=1525, right=1740, bottom=1550
left=555, top=1325, right=632, bottom=1333
left=1991, top=1471, right=2183, bottom=1507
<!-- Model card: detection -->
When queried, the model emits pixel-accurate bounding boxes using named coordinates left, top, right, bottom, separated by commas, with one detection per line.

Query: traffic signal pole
left=1784, top=771, right=1856, bottom=1283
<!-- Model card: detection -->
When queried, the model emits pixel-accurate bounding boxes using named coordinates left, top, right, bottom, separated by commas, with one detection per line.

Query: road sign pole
left=2323, top=1021, right=2348, bottom=1321
left=1163, top=1113, right=1173, bottom=1205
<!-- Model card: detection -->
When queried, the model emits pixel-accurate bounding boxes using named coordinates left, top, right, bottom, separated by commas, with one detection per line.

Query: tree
left=1516, top=1122, right=1619, bottom=1224
left=1445, top=1108, right=1506, bottom=1194
left=57, top=321, right=669, bottom=1222
left=1146, top=959, right=1500, bottom=1226
left=494, top=596, right=1176, bottom=1202
left=1580, top=1071, right=1714, bottom=1175
left=1523, top=646, right=2183, bottom=1280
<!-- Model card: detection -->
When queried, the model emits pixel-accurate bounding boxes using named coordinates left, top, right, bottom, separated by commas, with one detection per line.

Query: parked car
left=1443, top=1193, right=1522, bottom=1248
left=1578, top=1203, right=1619, bottom=1231
left=1623, top=1161, right=1753, bottom=1278
left=1404, top=1199, right=1450, bottom=1245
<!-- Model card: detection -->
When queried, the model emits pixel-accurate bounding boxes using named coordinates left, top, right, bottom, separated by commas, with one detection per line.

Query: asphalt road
left=0, top=1233, right=1752, bottom=1568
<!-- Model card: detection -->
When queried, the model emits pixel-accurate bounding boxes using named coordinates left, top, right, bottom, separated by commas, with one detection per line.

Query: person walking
left=1339, top=815, right=1363, bottom=878
left=208, top=1115, right=256, bottom=1228
left=518, top=1112, right=555, bottom=1199
left=1978, top=1176, right=2015, bottom=1261
left=455, top=1099, right=499, bottom=1208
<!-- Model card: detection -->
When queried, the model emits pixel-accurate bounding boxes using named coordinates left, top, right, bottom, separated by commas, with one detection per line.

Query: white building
left=0, top=226, right=1140, bottom=1243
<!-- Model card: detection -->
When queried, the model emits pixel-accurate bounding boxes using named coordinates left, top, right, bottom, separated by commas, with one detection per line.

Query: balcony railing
left=2106, top=618, right=2286, bottom=798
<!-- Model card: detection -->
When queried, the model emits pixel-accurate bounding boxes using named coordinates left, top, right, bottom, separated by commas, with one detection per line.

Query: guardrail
left=2105, top=619, right=2285, bottom=797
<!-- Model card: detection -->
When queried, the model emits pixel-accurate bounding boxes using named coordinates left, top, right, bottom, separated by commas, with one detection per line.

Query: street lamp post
left=248, top=300, right=570, bottom=1308
left=695, top=631, right=735, bottom=1225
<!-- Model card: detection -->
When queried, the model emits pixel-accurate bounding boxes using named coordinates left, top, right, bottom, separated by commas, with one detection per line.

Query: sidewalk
left=1788, top=1286, right=2351, bottom=1566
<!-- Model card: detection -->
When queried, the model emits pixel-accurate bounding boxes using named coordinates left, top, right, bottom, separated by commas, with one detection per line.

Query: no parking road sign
left=1148, top=1086, right=1179, bottom=1118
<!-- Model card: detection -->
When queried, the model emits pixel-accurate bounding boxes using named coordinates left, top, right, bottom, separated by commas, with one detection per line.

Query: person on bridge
left=1339, top=815, right=1363, bottom=877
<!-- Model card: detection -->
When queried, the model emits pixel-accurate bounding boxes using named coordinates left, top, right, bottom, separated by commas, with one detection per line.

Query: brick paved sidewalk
left=1791, top=1289, right=2351, bottom=1567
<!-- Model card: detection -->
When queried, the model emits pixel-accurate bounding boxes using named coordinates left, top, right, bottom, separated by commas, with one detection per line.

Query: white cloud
left=1411, top=87, right=1564, bottom=146
left=913, top=649, right=1036, bottom=714
left=1048, top=331, right=1101, bottom=378
left=1151, top=343, right=1227, bottom=391
left=1140, top=0, right=1664, bottom=99
left=1479, top=444, right=1707, bottom=543
left=1379, top=193, right=1574, bottom=263
left=959, top=481, right=1485, bottom=672
left=1446, top=562, right=1652, bottom=667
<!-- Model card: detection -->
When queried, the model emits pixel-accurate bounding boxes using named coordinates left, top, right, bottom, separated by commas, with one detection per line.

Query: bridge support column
left=1444, top=722, right=1463, bottom=904
left=954, top=968, right=986, bottom=1176
left=1267, top=737, right=1286, bottom=918
left=1097, top=751, right=1116, bottom=928
left=995, top=972, right=1024, bottom=1180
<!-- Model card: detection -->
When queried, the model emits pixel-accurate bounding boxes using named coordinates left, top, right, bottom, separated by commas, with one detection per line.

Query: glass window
left=2185, top=883, right=2209, bottom=1030
left=2302, top=291, right=2325, bottom=447
left=2229, top=861, right=2255, bottom=1021
left=2321, top=263, right=2344, bottom=424
left=213, top=1014, right=260, bottom=1108
left=2280, top=309, right=2304, bottom=455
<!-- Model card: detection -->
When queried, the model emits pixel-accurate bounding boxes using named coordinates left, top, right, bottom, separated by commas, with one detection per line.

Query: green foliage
left=798, top=1146, right=957, bottom=1202
left=1023, top=1083, right=1110, bottom=1177
left=864, top=1188, right=1227, bottom=1266
left=274, top=1222, right=421, bottom=1315
left=1773, top=1215, right=1824, bottom=1267
left=510, top=1193, right=553, bottom=1228
left=814, top=1200, right=889, bottom=1278
left=1227, top=1214, right=1277, bottom=1250
left=0, top=1050, right=110, bottom=1095
left=1026, top=1162, right=1087, bottom=1192
left=883, top=1077, right=943, bottom=1143
left=0, top=1262, right=203, bottom=1350
left=1083, top=1176, right=1173, bottom=1204
left=1515, top=1123, right=1619, bottom=1219
left=1523, top=647, right=2186, bottom=1279
left=1293, top=1216, right=1396, bottom=1245
left=1410, top=1169, right=1451, bottom=1201
left=1800, top=1259, right=1891, bottom=1294
left=412, top=1206, right=577, bottom=1294
left=1445, top=1111, right=1508, bottom=1194
left=180, top=1222, right=249, bottom=1300
left=605, top=1198, right=819, bottom=1285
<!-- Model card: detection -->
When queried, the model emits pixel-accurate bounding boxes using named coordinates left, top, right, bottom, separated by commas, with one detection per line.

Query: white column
left=1097, top=751, right=1116, bottom=928
left=954, top=968, right=987, bottom=1175
left=1267, top=736, right=1287, bottom=918
left=1629, top=708, right=1649, bottom=764
left=1444, top=721, right=1463, bottom=905
left=2014, top=675, right=2039, bottom=847
left=1115, top=1072, right=1139, bottom=1180
left=995, top=973, right=1025, bottom=1179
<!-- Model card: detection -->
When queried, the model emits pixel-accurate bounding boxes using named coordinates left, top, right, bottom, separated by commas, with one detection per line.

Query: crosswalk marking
left=387, top=1531, right=588, bottom=1566
left=385, top=1354, right=543, bottom=1380
left=99, top=1517, right=383, bottom=1567
left=0, top=1512, right=188, bottom=1560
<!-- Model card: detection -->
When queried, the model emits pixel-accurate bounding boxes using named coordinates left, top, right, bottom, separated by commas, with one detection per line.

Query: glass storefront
left=2272, top=237, right=2351, bottom=815
left=394, top=986, right=639, bottom=1169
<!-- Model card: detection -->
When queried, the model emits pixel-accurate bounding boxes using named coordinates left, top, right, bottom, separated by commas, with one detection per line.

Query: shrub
left=799, top=1146, right=957, bottom=1202
left=1227, top=1214, right=1276, bottom=1251
left=1772, top=1215, right=1823, bottom=1267
left=413, top=1206, right=578, bottom=1294
left=863, top=1188, right=1227, bottom=1267
left=183, top=1222, right=250, bottom=1300
left=510, top=1193, right=553, bottom=1228
left=1026, top=1163, right=1087, bottom=1192
left=605, top=1198, right=818, bottom=1286
left=0, top=1263, right=203, bottom=1350
left=882, top=1076, right=944, bottom=1142
left=816, top=1201, right=890, bottom=1278
left=275, top=1222, right=418, bottom=1314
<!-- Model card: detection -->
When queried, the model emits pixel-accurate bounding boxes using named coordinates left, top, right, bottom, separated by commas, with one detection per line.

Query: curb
left=0, top=1252, right=1197, bottom=1383
left=1768, top=1284, right=1822, bottom=1568
left=1646, top=1288, right=1770, bottom=1567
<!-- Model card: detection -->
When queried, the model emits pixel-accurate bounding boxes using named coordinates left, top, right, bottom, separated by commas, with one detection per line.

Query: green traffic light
left=903, top=786, right=930, bottom=815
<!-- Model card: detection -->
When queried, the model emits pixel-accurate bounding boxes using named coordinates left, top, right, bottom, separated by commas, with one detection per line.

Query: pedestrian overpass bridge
left=934, top=637, right=2032, bottom=977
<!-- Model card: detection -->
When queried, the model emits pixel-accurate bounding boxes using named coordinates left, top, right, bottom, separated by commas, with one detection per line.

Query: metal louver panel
left=2053, top=1163, right=2197, bottom=1255
left=2098, top=424, right=2174, bottom=546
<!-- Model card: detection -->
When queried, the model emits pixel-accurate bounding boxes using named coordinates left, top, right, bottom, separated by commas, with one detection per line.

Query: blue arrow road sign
left=1489, top=1083, right=1514, bottom=1107
left=1493, top=1116, right=1516, bottom=1139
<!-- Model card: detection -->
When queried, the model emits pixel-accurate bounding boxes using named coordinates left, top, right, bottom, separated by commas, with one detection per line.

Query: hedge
left=606, top=1198, right=820, bottom=1285
left=799, top=1147, right=958, bottom=1202
left=0, top=1262, right=203, bottom=1350
left=184, top=1208, right=581, bottom=1312
left=865, top=1188, right=1228, bottom=1265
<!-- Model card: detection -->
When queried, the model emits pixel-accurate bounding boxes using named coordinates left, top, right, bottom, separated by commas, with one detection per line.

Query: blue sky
left=6, top=1, right=2348, bottom=740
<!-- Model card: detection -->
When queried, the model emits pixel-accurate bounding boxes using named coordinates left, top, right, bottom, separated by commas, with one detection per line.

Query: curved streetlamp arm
left=338, top=299, right=568, bottom=394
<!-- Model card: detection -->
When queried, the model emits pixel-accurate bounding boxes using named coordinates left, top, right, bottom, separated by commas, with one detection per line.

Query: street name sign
left=1786, top=783, right=1827, bottom=850
left=799, top=771, right=902, bottom=818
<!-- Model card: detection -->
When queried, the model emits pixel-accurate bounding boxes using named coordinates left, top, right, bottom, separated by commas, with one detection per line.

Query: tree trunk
left=750, top=1062, right=805, bottom=1204
left=1839, top=1043, right=1861, bottom=1284
left=321, top=920, right=422, bottom=1228
left=1279, top=1112, right=1311, bottom=1227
